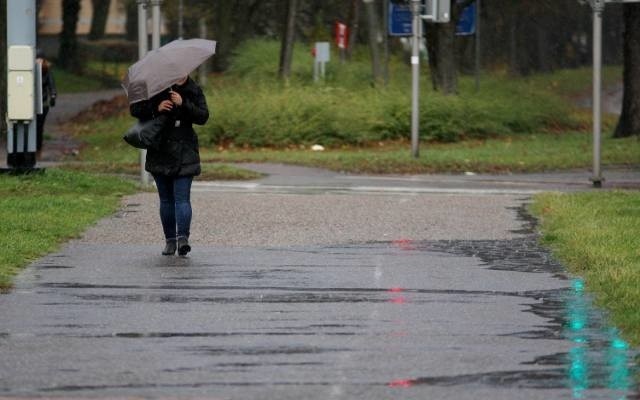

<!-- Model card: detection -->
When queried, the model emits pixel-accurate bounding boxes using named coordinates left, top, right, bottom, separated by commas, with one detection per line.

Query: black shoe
left=177, top=237, right=191, bottom=256
left=162, top=240, right=177, bottom=256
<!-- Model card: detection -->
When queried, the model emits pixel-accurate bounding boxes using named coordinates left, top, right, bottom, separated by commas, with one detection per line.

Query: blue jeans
left=153, top=175, right=193, bottom=241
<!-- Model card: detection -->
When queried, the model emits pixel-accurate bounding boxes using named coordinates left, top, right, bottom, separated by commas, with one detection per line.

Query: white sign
left=315, top=42, right=330, bottom=62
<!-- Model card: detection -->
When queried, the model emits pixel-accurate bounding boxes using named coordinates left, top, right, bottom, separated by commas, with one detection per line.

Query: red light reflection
left=389, top=296, right=407, bottom=304
left=388, top=378, right=414, bottom=388
left=392, top=238, right=415, bottom=251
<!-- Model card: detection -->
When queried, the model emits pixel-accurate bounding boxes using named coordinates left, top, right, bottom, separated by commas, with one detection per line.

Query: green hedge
left=201, top=39, right=579, bottom=148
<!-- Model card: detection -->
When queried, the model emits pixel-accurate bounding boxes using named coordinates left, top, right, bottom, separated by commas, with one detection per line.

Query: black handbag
left=123, top=115, right=168, bottom=150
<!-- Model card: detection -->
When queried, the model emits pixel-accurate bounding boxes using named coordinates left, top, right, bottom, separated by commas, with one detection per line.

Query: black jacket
left=42, top=70, right=57, bottom=108
left=129, top=77, right=209, bottom=177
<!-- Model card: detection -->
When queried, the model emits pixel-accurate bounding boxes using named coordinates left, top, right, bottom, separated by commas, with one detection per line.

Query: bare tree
left=346, top=0, right=360, bottom=60
left=614, top=3, right=640, bottom=138
left=425, top=0, right=475, bottom=95
left=58, top=0, right=82, bottom=71
left=88, top=0, right=111, bottom=40
left=279, top=0, right=299, bottom=80
left=363, top=0, right=383, bottom=84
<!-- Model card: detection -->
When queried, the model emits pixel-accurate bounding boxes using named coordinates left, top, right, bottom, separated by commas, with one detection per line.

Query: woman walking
left=36, top=49, right=57, bottom=160
left=130, top=76, right=209, bottom=256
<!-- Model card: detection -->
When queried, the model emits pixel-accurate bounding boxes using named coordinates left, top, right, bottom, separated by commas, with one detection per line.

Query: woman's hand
left=170, top=91, right=183, bottom=106
left=158, top=100, right=173, bottom=113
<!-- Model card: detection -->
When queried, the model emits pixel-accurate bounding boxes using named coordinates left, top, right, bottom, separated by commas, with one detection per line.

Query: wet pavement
left=0, top=210, right=638, bottom=399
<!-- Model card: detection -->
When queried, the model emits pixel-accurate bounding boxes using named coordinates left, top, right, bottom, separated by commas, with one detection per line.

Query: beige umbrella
left=122, top=38, right=216, bottom=104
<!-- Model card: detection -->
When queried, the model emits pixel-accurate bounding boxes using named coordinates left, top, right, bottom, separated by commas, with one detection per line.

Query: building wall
left=39, top=0, right=127, bottom=35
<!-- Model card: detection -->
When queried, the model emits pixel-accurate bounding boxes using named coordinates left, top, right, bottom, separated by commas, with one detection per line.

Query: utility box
left=423, top=0, right=451, bottom=23
left=7, top=45, right=35, bottom=121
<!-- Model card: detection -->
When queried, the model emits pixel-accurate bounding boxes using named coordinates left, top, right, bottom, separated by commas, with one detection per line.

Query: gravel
left=79, top=191, right=527, bottom=247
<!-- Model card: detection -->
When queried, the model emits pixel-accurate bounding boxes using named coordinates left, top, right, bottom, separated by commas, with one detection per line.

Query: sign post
left=410, top=0, right=421, bottom=158
left=335, top=21, right=348, bottom=62
left=313, top=42, right=330, bottom=82
left=408, top=0, right=451, bottom=158
left=586, top=0, right=640, bottom=187
left=591, top=0, right=604, bottom=187
left=137, top=0, right=149, bottom=185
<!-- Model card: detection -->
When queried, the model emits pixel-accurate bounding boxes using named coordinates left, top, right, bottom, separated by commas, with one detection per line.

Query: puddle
left=387, top=279, right=637, bottom=397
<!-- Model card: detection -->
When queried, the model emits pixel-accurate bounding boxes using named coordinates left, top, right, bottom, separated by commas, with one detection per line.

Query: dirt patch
left=70, top=94, right=129, bottom=123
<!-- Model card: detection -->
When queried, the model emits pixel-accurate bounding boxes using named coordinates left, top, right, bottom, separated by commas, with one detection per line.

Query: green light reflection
left=566, top=278, right=632, bottom=399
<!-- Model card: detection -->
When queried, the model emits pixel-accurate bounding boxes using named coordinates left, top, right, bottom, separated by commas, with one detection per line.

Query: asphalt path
left=1, top=162, right=639, bottom=399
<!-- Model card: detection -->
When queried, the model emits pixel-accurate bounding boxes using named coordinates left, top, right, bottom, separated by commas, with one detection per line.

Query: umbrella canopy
left=122, top=38, right=216, bottom=104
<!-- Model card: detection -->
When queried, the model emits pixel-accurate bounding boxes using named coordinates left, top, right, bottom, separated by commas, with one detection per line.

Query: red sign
left=334, top=21, right=348, bottom=49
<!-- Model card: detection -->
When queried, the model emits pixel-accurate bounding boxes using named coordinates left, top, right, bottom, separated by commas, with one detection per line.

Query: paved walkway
left=1, top=162, right=639, bottom=399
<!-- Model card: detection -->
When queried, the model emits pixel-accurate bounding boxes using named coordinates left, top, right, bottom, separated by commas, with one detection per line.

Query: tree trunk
left=210, top=2, right=234, bottom=71
left=507, top=3, right=519, bottom=75
left=535, top=25, right=551, bottom=73
left=427, top=23, right=457, bottom=94
left=278, top=0, right=298, bottom=80
left=363, top=0, right=383, bottom=85
left=425, top=1, right=474, bottom=95
left=88, top=0, right=111, bottom=40
left=125, top=0, right=137, bottom=41
left=59, top=0, right=82, bottom=71
left=346, top=0, right=360, bottom=60
left=614, top=4, right=640, bottom=138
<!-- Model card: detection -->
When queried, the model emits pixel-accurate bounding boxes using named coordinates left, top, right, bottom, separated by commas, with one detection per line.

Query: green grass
left=53, top=68, right=110, bottom=93
left=531, top=191, right=640, bottom=344
left=203, top=132, right=640, bottom=174
left=85, top=60, right=129, bottom=84
left=0, top=169, right=137, bottom=289
left=523, top=66, right=622, bottom=98
left=69, top=109, right=639, bottom=174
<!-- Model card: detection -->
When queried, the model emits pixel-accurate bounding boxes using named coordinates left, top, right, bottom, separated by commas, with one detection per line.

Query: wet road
left=0, top=191, right=637, bottom=399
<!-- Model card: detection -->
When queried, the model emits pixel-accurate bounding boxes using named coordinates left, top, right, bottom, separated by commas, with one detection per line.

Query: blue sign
left=389, top=3, right=413, bottom=37
left=456, top=2, right=476, bottom=36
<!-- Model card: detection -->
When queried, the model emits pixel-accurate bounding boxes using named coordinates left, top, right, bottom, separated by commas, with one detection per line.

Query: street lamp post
left=590, top=0, right=604, bottom=188
left=178, top=0, right=184, bottom=39
left=150, top=0, right=162, bottom=51
left=137, top=0, right=149, bottom=184
left=410, top=0, right=421, bottom=158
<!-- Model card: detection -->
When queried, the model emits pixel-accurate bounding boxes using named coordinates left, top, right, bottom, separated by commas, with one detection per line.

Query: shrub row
left=199, top=39, right=581, bottom=148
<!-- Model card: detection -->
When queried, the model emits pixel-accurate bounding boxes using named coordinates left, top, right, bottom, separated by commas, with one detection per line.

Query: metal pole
left=410, top=0, right=421, bottom=158
left=178, top=0, right=184, bottom=39
left=6, top=0, right=37, bottom=169
left=137, top=0, right=149, bottom=185
left=591, top=0, right=604, bottom=187
left=151, top=0, right=162, bottom=50
left=383, top=0, right=389, bottom=86
left=475, top=0, right=481, bottom=92
left=198, top=17, right=208, bottom=86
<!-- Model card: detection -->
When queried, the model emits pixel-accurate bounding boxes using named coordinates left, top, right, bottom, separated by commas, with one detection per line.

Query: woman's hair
left=41, top=59, right=50, bottom=74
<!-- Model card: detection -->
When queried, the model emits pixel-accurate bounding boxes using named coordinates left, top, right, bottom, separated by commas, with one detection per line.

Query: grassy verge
left=531, top=192, right=640, bottom=344
left=70, top=109, right=639, bottom=174
left=0, top=169, right=137, bottom=289
left=201, top=132, right=639, bottom=174
left=54, top=68, right=112, bottom=93
left=58, top=161, right=263, bottom=181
